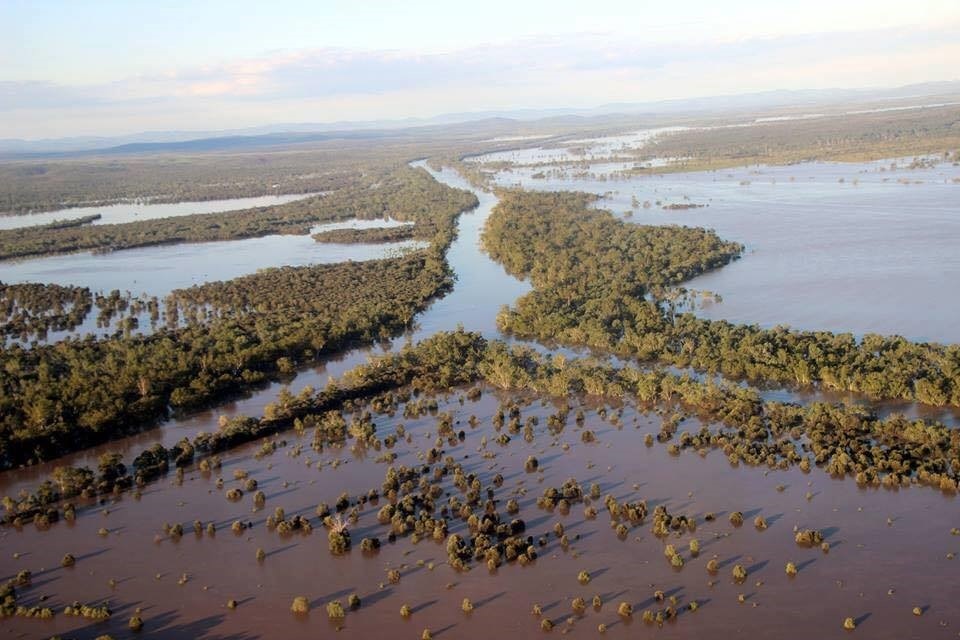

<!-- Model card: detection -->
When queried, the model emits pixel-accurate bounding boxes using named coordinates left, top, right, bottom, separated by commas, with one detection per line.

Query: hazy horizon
left=3, top=0, right=959, bottom=138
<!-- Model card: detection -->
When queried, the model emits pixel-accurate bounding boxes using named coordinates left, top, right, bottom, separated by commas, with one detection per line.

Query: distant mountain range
left=2, top=80, right=958, bottom=158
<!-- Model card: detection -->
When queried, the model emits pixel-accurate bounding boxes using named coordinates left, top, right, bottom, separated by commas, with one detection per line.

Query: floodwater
left=1, top=390, right=957, bottom=639
left=482, top=153, right=960, bottom=345
left=1, top=232, right=423, bottom=300
left=465, top=127, right=686, bottom=167
left=1, top=161, right=959, bottom=639
left=0, top=193, right=324, bottom=231
left=1, top=221, right=424, bottom=345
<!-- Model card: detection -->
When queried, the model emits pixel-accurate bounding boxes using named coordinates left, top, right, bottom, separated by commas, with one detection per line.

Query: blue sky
left=2, top=0, right=959, bottom=138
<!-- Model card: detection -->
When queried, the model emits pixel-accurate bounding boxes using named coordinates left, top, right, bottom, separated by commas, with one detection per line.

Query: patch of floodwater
left=0, top=192, right=325, bottom=230
left=1, top=231, right=424, bottom=300
left=489, top=156, right=960, bottom=344
left=486, top=134, right=552, bottom=142
left=467, top=126, right=687, bottom=167
left=308, top=218, right=413, bottom=233
left=2, top=222, right=424, bottom=346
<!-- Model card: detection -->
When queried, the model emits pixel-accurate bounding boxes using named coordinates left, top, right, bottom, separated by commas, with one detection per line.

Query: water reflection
left=0, top=192, right=323, bottom=230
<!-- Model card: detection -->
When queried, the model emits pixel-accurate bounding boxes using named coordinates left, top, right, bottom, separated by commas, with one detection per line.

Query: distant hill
left=2, top=80, right=957, bottom=158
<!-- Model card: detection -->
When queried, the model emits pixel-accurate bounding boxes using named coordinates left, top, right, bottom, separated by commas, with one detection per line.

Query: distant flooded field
left=0, top=192, right=324, bottom=231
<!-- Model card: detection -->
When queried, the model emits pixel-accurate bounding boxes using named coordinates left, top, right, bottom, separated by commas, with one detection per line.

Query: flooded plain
left=1, top=156, right=959, bottom=639
left=0, top=193, right=323, bottom=231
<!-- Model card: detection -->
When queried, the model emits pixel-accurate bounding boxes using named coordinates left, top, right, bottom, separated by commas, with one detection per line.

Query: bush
left=291, top=596, right=309, bottom=614
left=326, top=600, right=345, bottom=620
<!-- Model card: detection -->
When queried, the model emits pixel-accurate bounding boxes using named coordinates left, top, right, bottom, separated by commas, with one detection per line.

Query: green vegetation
left=312, top=225, right=418, bottom=244
left=6, top=328, right=958, bottom=525
left=483, top=189, right=960, bottom=407
left=0, top=170, right=475, bottom=469
left=0, top=166, right=476, bottom=260
left=0, top=149, right=371, bottom=215
left=646, top=105, right=960, bottom=172
left=1, top=282, right=92, bottom=338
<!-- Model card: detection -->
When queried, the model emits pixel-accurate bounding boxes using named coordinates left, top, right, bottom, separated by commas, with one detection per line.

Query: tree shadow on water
left=75, top=609, right=260, bottom=640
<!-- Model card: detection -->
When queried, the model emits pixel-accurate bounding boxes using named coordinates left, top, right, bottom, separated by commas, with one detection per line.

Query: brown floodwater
left=1, top=388, right=958, bottom=639
left=2, top=162, right=959, bottom=639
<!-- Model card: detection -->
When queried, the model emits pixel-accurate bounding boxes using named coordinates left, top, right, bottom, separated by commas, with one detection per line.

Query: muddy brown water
left=1, top=389, right=958, bottom=639
left=2, top=162, right=959, bottom=639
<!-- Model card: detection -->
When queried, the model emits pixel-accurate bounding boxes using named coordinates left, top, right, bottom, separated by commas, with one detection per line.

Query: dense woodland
left=311, top=225, right=419, bottom=244
left=483, top=190, right=960, bottom=406
left=5, top=329, right=956, bottom=526
left=0, top=170, right=477, bottom=468
left=0, top=166, right=474, bottom=260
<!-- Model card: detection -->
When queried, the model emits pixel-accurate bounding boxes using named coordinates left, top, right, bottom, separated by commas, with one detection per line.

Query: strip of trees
left=5, top=329, right=956, bottom=526
left=482, top=189, right=960, bottom=407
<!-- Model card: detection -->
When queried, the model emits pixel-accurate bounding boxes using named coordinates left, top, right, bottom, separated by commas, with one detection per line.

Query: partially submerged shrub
left=326, top=600, right=345, bottom=620
left=291, top=596, right=310, bottom=614
left=795, top=529, right=824, bottom=546
left=732, top=564, right=748, bottom=583
left=571, top=597, right=586, bottom=614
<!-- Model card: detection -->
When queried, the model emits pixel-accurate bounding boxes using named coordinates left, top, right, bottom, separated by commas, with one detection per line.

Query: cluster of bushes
left=0, top=282, right=93, bottom=338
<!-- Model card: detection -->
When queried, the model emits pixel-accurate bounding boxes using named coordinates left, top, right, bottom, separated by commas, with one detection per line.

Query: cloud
left=2, top=22, right=958, bottom=137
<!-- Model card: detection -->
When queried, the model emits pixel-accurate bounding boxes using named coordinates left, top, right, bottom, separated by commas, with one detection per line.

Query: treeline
left=646, top=105, right=960, bottom=170
left=0, top=166, right=477, bottom=261
left=312, top=225, right=419, bottom=244
left=483, top=189, right=960, bottom=406
left=0, top=151, right=375, bottom=215
left=6, top=329, right=956, bottom=526
left=0, top=170, right=476, bottom=468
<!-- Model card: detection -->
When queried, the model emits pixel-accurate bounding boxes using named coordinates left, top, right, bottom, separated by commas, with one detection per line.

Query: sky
left=2, top=0, right=959, bottom=139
